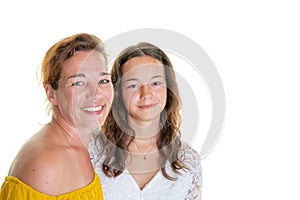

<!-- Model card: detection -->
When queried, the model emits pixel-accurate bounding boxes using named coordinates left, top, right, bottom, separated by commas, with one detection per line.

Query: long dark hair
left=97, top=42, right=186, bottom=180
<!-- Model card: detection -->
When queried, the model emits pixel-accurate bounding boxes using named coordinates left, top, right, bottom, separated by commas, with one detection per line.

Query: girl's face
left=121, top=56, right=167, bottom=125
left=50, top=50, right=114, bottom=129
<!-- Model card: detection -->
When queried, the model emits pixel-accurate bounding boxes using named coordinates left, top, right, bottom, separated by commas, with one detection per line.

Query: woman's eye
left=99, top=79, right=110, bottom=85
left=71, top=81, right=85, bottom=87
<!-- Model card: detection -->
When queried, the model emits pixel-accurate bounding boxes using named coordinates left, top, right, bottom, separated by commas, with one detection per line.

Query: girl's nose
left=140, top=84, right=153, bottom=99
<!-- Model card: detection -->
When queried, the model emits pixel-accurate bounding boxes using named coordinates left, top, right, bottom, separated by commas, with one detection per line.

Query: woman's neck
left=51, top=110, right=91, bottom=148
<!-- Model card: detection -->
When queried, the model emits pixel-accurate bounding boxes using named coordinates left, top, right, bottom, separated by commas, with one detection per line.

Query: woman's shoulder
left=9, top=132, right=51, bottom=172
left=9, top=131, right=79, bottom=194
left=8, top=137, right=63, bottom=192
left=8, top=134, right=96, bottom=195
left=1, top=173, right=103, bottom=199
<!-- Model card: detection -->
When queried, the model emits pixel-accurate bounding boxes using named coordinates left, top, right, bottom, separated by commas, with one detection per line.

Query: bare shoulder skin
left=8, top=125, right=94, bottom=195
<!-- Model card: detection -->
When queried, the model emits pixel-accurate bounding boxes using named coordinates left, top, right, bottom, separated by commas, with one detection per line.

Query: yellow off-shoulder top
left=0, top=172, right=103, bottom=200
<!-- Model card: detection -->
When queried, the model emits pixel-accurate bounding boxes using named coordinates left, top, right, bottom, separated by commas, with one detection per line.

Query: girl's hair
left=40, top=33, right=106, bottom=113
left=98, top=42, right=186, bottom=180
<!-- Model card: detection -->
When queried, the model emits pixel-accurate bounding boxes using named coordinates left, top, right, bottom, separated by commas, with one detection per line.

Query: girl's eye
left=127, top=84, right=138, bottom=89
left=151, top=81, right=162, bottom=86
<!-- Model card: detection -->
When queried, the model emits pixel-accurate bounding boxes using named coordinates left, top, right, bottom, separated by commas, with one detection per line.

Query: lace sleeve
left=180, top=144, right=202, bottom=200
left=88, top=131, right=104, bottom=168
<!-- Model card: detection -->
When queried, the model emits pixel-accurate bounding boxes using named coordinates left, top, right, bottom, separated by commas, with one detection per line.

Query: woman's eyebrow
left=99, top=72, right=111, bottom=76
left=67, top=72, right=110, bottom=80
left=67, top=73, right=85, bottom=80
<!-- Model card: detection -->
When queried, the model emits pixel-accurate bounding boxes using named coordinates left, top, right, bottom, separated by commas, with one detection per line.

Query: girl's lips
left=138, top=104, right=155, bottom=110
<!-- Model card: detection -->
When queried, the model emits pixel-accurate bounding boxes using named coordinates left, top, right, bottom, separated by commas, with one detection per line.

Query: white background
left=1, top=0, right=299, bottom=199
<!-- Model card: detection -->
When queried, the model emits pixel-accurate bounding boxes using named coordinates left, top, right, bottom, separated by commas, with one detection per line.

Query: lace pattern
left=89, top=136, right=202, bottom=200
left=179, top=143, right=202, bottom=200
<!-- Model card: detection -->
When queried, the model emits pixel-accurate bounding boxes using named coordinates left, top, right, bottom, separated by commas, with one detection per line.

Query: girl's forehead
left=121, top=56, right=162, bottom=74
left=121, top=64, right=165, bottom=83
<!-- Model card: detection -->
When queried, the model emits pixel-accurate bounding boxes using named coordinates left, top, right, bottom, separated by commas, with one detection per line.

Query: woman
left=0, top=33, right=113, bottom=199
left=89, top=42, right=202, bottom=199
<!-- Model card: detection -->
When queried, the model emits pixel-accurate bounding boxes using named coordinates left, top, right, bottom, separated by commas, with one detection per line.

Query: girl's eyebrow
left=151, top=75, right=164, bottom=79
left=124, top=75, right=164, bottom=82
left=124, top=78, right=139, bottom=82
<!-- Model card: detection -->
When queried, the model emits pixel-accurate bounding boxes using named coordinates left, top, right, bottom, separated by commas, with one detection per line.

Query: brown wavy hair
left=98, top=42, right=186, bottom=180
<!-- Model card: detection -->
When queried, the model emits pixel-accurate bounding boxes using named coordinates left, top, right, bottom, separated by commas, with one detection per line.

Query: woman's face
left=51, top=50, right=113, bottom=129
left=121, top=56, right=167, bottom=125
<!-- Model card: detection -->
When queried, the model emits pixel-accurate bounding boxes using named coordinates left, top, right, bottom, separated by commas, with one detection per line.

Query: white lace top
left=89, top=136, right=202, bottom=200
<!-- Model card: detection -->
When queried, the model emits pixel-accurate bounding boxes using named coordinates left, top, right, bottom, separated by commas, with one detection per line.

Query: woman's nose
left=86, top=84, right=101, bottom=100
left=93, top=86, right=103, bottom=99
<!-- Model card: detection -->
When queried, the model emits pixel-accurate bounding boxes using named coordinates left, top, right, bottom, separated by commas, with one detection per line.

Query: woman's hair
left=98, top=42, right=186, bottom=180
left=40, top=33, right=106, bottom=113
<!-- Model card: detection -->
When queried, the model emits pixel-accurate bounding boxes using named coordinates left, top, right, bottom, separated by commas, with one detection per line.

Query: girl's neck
left=128, top=117, right=161, bottom=139
left=131, top=134, right=158, bottom=146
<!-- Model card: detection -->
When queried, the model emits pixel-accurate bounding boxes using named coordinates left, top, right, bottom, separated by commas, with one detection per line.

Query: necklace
left=131, top=142, right=155, bottom=160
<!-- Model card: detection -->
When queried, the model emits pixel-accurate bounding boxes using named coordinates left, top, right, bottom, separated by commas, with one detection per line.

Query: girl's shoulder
left=89, top=130, right=104, bottom=156
left=178, top=142, right=202, bottom=169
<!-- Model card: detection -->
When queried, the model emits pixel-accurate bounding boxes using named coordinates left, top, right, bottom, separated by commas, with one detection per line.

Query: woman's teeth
left=82, top=106, right=103, bottom=112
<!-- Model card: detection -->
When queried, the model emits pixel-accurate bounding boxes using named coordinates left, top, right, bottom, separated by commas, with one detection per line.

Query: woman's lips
left=82, top=105, right=104, bottom=114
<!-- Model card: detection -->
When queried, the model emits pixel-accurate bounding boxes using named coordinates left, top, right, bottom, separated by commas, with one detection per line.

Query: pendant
left=144, top=155, right=147, bottom=160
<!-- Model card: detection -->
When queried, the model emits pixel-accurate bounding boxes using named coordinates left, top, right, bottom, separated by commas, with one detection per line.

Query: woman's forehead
left=62, top=51, right=107, bottom=75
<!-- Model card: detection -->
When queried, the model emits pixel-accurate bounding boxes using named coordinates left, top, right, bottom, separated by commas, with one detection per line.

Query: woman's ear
left=45, top=84, right=58, bottom=105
